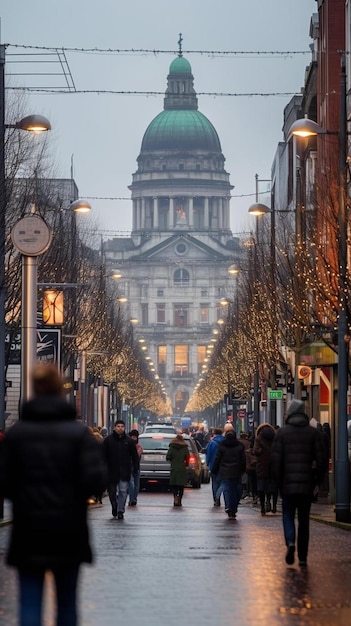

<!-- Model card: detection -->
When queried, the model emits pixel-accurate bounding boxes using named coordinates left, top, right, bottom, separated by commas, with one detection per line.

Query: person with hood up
left=253, top=422, right=278, bottom=515
left=166, top=433, right=190, bottom=507
left=212, top=423, right=246, bottom=519
left=271, top=399, right=328, bottom=567
left=0, top=363, right=106, bottom=626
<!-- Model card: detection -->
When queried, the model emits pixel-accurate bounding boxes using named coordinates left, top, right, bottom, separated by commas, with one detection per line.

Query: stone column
left=188, top=197, right=194, bottom=227
left=204, top=197, right=209, bottom=229
left=169, top=197, right=174, bottom=229
left=153, top=197, right=159, bottom=229
left=217, top=198, right=222, bottom=229
left=141, top=198, right=146, bottom=229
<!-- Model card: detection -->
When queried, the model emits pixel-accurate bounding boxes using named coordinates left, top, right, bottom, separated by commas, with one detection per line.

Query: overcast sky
left=1, top=0, right=316, bottom=240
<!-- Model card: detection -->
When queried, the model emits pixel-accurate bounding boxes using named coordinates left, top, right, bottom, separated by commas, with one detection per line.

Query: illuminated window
left=157, top=345, right=167, bottom=377
left=200, top=306, right=209, bottom=324
left=197, top=346, right=206, bottom=371
left=43, top=290, right=64, bottom=325
left=174, top=345, right=188, bottom=376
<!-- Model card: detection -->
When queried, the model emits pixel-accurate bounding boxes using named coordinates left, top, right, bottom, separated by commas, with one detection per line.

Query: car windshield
left=144, top=427, right=175, bottom=433
left=140, top=436, right=174, bottom=451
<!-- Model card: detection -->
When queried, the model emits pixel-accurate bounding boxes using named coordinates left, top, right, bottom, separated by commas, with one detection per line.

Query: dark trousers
left=282, top=494, right=312, bottom=562
left=221, top=478, right=242, bottom=514
left=18, top=564, right=80, bottom=626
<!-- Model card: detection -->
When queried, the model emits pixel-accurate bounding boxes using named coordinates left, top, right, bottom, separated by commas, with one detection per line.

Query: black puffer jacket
left=0, top=396, right=106, bottom=568
left=212, top=432, right=246, bottom=480
left=103, top=431, right=139, bottom=482
left=271, top=411, right=327, bottom=496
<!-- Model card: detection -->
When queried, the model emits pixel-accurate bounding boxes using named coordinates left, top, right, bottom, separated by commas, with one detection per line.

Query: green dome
left=141, top=109, right=221, bottom=152
left=169, top=56, right=192, bottom=74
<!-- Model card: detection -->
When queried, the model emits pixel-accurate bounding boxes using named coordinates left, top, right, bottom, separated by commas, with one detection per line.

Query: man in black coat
left=212, top=423, right=246, bottom=519
left=271, top=399, right=328, bottom=567
left=103, top=420, right=139, bottom=519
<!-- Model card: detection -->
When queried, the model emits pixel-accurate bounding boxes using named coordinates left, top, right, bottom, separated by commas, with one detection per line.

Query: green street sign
left=269, top=390, right=283, bottom=400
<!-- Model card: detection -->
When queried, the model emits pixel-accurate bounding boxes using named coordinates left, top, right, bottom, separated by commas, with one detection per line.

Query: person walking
left=253, top=423, right=278, bottom=515
left=245, top=440, right=258, bottom=504
left=212, top=423, right=246, bottom=519
left=271, top=399, right=328, bottom=567
left=166, top=433, right=190, bottom=507
left=205, top=426, right=224, bottom=506
left=128, top=429, right=143, bottom=506
left=0, top=363, right=106, bottom=626
left=103, top=420, right=139, bottom=519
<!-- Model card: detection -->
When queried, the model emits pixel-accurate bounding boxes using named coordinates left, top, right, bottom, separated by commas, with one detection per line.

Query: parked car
left=143, top=423, right=177, bottom=434
left=193, top=438, right=211, bottom=483
left=139, top=433, right=202, bottom=490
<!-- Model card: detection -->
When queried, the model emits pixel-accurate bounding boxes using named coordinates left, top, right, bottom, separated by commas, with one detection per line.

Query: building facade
left=104, top=53, right=242, bottom=416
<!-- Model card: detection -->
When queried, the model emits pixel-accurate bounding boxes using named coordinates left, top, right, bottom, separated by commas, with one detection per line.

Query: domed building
left=104, top=49, right=242, bottom=420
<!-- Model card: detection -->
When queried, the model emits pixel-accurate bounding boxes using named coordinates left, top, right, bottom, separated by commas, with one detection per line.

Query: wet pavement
left=1, top=486, right=351, bottom=625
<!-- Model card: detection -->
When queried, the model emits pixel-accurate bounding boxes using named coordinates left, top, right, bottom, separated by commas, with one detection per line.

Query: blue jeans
left=108, top=480, right=129, bottom=513
left=129, top=471, right=140, bottom=503
left=221, top=478, right=242, bottom=513
left=18, top=564, right=80, bottom=626
left=282, top=495, right=312, bottom=561
left=211, top=473, right=222, bottom=502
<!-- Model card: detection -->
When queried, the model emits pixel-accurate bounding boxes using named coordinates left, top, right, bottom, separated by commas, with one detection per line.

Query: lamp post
left=247, top=175, right=271, bottom=428
left=289, top=52, right=350, bottom=524
left=0, top=44, right=51, bottom=430
left=10, top=201, right=91, bottom=405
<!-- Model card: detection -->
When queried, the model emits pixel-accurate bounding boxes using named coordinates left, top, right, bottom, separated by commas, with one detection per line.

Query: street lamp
left=0, top=44, right=51, bottom=431
left=288, top=53, right=350, bottom=523
left=247, top=175, right=272, bottom=429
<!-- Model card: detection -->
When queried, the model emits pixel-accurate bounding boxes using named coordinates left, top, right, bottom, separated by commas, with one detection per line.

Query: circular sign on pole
left=11, top=214, right=52, bottom=256
left=237, top=409, right=246, bottom=420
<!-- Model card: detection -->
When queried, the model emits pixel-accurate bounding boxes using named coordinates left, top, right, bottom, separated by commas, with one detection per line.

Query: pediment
left=128, top=233, right=234, bottom=263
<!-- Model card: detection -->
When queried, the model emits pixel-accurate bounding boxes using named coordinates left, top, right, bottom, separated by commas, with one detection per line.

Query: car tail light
left=188, top=453, right=197, bottom=467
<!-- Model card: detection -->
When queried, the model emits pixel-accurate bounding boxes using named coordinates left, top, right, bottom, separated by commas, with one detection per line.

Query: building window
left=157, top=303, right=166, bottom=324
left=174, top=305, right=188, bottom=327
left=197, top=346, right=207, bottom=372
left=140, top=284, right=148, bottom=298
left=201, top=289, right=208, bottom=297
left=200, top=306, right=209, bottom=324
left=157, top=345, right=167, bottom=377
left=174, top=268, right=189, bottom=285
left=179, top=163, right=184, bottom=171
left=174, top=345, right=189, bottom=376
left=157, top=289, right=164, bottom=297
left=141, top=304, right=148, bottom=326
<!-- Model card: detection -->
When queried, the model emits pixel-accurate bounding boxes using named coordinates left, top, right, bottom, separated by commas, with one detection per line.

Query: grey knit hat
left=287, top=399, right=305, bottom=417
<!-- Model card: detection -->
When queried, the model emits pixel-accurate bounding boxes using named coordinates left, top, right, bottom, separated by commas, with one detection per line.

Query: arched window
left=174, top=268, right=190, bottom=285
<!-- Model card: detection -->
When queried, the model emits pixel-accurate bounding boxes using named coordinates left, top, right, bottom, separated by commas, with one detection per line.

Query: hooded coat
left=271, top=408, right=327, bottom=496
left=0, top=396, right=106, bottom=568
left=253, top=423, right=276, bottom=480
left=166, top=435, right=190, bottom=486
left=212, top=432, right=246, bottom=480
